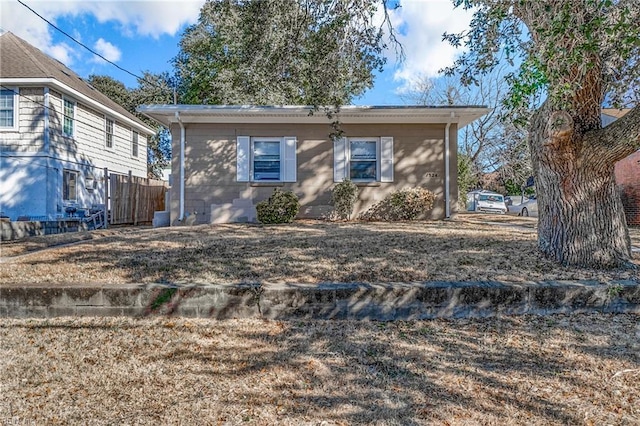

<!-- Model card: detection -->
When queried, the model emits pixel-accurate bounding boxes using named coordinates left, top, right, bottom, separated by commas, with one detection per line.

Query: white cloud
left=93, top=38, right=121, bottom=63
left=0, top=0, right=203, bottom=67
left=0, top=1, right=76, bottom=65
left=46, top=42, right=76, bottom=65
left=88, top=1, right=204, bottom=38
left=388, top=0, right=475, bottom=93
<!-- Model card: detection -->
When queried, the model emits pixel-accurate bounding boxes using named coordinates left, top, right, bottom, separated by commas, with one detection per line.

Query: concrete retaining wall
left=1, top=281, right=638, bottom=320
left=1, top=219, right=88, bottom=241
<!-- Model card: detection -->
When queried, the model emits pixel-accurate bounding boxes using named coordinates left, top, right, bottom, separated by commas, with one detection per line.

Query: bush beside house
left=360, top=188, right=435, bottom=221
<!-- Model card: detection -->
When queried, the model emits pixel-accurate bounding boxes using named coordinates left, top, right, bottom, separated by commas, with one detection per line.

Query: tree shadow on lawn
left=11, top=221, right=638, bottom=286
left=141, top=315, right=638, bottom=424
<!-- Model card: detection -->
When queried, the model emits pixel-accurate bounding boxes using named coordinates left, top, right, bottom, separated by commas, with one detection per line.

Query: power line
left=15, top=0, right=173, bottom=94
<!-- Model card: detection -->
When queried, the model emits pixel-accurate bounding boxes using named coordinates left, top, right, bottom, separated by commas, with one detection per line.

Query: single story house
left=0, top=32, right=154, bottom=221
left=138, top=105, right=490, bottom=224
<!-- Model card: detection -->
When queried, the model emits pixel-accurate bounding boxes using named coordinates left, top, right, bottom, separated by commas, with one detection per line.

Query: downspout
left=445, top=112, right=454, bottom=219
left=44, top=88, right=50, bottom=153
left=44, top=87, right=52, bottom=219
left=176, top=111, right=185, bottom=221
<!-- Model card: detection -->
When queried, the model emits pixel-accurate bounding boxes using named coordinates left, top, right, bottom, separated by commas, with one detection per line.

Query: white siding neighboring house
left=0, top=32, right=154, bottom=220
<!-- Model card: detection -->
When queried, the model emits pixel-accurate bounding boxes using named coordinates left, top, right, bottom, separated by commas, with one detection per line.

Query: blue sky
left=0, top=0, right=474, bottom=105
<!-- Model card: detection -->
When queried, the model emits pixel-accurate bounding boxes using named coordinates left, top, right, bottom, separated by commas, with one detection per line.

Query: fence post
left=134, top=176, right=143, bottom=226
left=103, top=167, right=109, bottom=228
left=128, top=171, right=133, bottom=225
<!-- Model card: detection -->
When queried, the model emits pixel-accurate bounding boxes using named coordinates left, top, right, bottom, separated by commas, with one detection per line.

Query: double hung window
left=236, top=136, right=297, bottom=183
left=253, top=139, right=281, bottom=181
left=105, top=118, right=114, bottom=148
left=334, top=136, right=394, bottom=183
left=349, top=140, right=378, bottom=181
left=132, top=130, right=139, bottom=157
left=63, top=97, right=75, bottom=136
left=0, top=87, right=17, bottom=129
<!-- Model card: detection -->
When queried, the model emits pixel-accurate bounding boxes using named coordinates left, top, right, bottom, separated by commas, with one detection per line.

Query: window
left=0, top=87, right=17, bottom=129
left=236, top=136, right=297, bottom=182
left=63, top=97, right=75, bottom=136
left=132, top=130, right=139, bottom=157
left=253, top=139, right=281, bottom=181
left=334, top=137, right=394, bottom=183
left=63, top=170, right=78, bottom=202
left=85, top=174, right=96, bottom=192
left=479, top=194, right=504, bottom=203
left=350, top=140, right=378, bottom=181
left=105, top=118, right=114, bottom=148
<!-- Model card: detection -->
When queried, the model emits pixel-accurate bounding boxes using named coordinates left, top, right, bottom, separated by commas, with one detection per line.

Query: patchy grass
left=1, top=218, right=638, bottom=424
left=1, top=314, right=638, bottom=424
left=0, top=226, right=141, bottom=258
left=1, top=216, right=638, bottom=285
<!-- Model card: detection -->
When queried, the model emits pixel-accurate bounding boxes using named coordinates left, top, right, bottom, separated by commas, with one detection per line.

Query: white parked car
left=508, top=196, right=538, bottom=217
left=467, top=190, right=507, bottom=214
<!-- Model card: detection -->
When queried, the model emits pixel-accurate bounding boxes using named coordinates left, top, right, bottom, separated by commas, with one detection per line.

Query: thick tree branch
left=585, top=105, right=640, bottom=163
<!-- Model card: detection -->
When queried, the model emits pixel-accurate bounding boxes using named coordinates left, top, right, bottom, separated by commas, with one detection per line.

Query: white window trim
left=131, top=130, right=139, bottom=158
left=237, top=136, right=297, bottom=183
left=0, top=86, right=19, bottom=131
left=334, top=136, right=393, bottom=183
left=85, top=173, right=97, bottom=192
left=62, top=169, right=79, bottom=202
left=62, top=96, right=76, bottom=138
left=105, top=117, right=115, bottom=150
left=251, top=137, right=284, bottom=182
left=348, top=137, right=380, bottom=183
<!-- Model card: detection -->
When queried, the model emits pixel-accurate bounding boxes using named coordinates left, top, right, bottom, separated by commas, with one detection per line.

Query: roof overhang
left=137, top=105, right=491, bottom=128
left=601, top=108, right=631, bottom=119
left=1, top=77, right=155, bottom=135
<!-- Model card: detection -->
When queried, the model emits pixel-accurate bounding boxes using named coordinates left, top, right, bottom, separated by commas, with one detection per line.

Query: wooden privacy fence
left=108, top=171, right=167, bottom=225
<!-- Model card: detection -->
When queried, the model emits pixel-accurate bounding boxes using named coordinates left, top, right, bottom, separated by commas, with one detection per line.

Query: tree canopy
left=174, top=0, right=397, bottom=106
left=444, top=0, right=639, bottom=117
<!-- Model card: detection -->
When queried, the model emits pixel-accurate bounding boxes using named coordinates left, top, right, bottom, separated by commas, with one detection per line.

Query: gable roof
left=0, top=31, right=153, bottom=134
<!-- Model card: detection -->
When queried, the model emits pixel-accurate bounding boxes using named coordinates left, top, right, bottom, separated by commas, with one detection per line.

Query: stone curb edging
left=1, top=281, right=639, bottom=320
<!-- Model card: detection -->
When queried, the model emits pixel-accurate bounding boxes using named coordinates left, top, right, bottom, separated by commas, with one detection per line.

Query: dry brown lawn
left=1, top=314, right=638, bottom=425
left=1, top=215, right=638, bottom=286
left=2, top=216, right=639, bottom=424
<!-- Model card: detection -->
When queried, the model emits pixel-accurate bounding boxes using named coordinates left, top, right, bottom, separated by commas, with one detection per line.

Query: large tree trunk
left=499, top=1, right=640, bottom=268
left=529, top=106, right=634, bottom=268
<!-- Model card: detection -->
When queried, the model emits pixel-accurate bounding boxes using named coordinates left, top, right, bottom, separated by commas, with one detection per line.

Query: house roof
left=0, top=31, right=153, bottom=134
left=138, top=104, right=491, bottom=128
left=602, top=108, right=631, bottom=119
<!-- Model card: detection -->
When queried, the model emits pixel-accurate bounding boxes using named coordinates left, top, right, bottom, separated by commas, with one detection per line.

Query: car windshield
left=479, top=194, right=504, bottom=202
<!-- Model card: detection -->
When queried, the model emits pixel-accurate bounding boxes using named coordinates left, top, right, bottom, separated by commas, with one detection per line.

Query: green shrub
left=256, top=188, right=300, bottom=224
left=330, top=179, right=359, bottom=220
left=360, top=187, right=435, bottom=221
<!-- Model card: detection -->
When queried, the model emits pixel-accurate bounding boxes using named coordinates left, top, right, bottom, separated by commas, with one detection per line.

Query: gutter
left=135, top=105, right=490, bottom=126
left=445, top=112, right=454, bottom=219
left=176, top=111, right=185, bottom=222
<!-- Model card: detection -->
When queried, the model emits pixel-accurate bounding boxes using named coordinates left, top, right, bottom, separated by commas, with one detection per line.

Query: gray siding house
left=0, top=32, right=154, bottom=221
